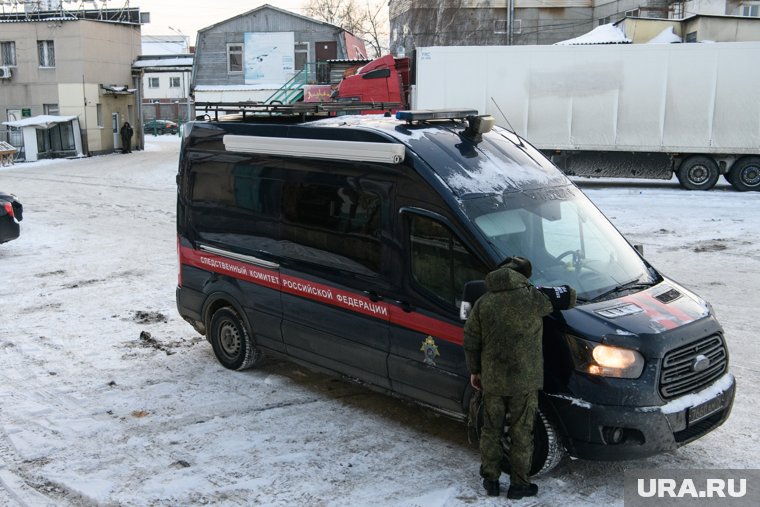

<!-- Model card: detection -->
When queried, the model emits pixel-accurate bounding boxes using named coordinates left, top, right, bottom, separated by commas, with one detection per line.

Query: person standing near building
left=120, top=121, right=133, bottom=153
left=463, top=256, right=575, bottom=499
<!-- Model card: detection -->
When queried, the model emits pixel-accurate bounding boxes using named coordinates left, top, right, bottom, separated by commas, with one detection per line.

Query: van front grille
left=659, top=335, right=727, bottom=399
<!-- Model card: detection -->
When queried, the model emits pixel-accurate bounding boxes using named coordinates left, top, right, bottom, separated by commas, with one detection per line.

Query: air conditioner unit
left=0, top=66, right=11, bottom=79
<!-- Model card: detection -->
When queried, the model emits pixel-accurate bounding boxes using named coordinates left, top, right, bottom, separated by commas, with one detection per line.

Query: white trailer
left=412, top=43, right=760, bottom=191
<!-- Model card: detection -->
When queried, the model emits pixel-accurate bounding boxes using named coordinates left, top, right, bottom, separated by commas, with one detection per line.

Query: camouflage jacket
left=463, top=267, right=557, bottom=396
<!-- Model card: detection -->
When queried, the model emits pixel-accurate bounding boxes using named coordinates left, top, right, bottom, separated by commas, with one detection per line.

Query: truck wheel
left=500, top=409, right=565, bottom=476
left=676, top=156, right=719, bottom=190
left=727, top=156, right=760, bottom=192
left=208, top=307, right=262, bottom=371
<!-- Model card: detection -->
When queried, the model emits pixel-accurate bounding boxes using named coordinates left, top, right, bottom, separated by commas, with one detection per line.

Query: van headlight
left=566, top=335, right=645, bottom=379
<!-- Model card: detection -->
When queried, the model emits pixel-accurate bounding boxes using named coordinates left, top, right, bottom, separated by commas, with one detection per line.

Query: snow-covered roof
left=2, top=115, right=78, bottom=129
left=134, top=57, right=193, bottom=68
left=554, top=23, right=631, bottom=45
left=647, top=26, right=682, bottom=44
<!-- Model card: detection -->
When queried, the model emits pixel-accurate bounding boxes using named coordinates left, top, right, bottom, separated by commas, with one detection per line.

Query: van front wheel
left=208, top=307, right=262, bottom=371
left=500, top=409, right=565, bottom=476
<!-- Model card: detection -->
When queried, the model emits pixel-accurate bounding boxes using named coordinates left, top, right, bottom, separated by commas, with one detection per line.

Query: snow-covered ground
left=0, top=136, right=758, bottom=506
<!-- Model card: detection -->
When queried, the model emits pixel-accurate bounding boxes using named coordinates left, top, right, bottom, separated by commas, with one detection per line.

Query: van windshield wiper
left=590, top=279, right=656, bottom=303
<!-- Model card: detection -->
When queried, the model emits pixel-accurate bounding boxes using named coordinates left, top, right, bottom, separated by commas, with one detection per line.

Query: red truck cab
left=335, top=55, right=410, bottom=112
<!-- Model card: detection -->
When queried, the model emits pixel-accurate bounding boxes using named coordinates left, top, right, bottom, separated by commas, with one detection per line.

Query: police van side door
left=277, top=165, right=393, bottom=388
left=386, top=208, right=488, bottom=414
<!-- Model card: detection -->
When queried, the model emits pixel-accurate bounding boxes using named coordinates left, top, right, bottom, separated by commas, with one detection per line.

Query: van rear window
left=188, top=159, right=385, bottom=276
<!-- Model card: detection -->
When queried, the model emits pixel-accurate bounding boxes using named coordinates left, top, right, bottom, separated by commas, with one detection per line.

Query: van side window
left=409, top=214, right=487, bottom=308
left=282, top=182, right=383, bottom=274
left=190, top=163, right=280, bottom=217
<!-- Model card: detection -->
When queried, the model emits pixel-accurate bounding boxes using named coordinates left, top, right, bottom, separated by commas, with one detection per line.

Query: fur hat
left=498, top=256, right=532, bottom=278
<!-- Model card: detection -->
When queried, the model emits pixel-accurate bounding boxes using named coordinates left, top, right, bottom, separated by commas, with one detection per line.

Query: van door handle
left=394, top=300, right=414, bottom=313
left=363, top=291, right=383, bottom=302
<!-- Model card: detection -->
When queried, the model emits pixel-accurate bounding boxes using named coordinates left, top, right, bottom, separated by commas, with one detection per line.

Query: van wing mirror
left=460, top=280, right=487, bottom=321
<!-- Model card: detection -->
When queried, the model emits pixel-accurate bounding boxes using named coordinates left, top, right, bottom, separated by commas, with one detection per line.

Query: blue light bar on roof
left=396, top=109, right=479, bottom=122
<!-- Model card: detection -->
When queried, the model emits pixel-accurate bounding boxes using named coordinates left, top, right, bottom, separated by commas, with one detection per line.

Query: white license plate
left=687, top=396, right=723, bottom=424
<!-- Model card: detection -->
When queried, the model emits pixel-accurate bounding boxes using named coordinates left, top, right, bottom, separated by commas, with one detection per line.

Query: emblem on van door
left=420, top=336, right=440, bottom=366
left=692, top=354, right=711, bottom=373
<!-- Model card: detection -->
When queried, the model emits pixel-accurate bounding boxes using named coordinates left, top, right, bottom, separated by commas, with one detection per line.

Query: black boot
left=507, top=483, right=538, bottom=499
left=482, top=478, right=500, bottom=497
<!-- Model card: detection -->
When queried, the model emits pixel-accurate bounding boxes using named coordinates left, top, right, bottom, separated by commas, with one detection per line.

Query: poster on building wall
left=244, top=32, right=295, bottom=86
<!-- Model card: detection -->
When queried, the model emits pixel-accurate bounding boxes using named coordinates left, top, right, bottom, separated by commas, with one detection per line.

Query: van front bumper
left=544, top=373, right=735, bottom=461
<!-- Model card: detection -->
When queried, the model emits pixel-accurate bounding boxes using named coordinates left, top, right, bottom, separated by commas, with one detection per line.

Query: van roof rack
left=395, top=109, right=479, bottom=123
left=194, top=101, right=404, bottom=122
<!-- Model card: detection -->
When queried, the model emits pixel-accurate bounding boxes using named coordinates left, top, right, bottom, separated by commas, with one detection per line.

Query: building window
left=227, top=44, right=243, bottom=73
left=686, top=31, right=698, bottom=43
left=169, top=77, right=181, bottom=88
left=148, top=77, right=159, bottom=88
left=37, top=40, right=55, bottom=67
left=43, top=104, right=59, bottom=115
left=598, top=16, right=612, bottom=26
left=1, top=41, right=16, bottom=66
left=493, top=19, right=521, bottom=35
left=96, top=104, right=103, bottom=127
left=513, top=19, right=522, bottom=35
left=742, top=3, right=760, bottom=16
left=625, top=8, right=640, bottom=17
left=295, top=42, right=308, bottom=72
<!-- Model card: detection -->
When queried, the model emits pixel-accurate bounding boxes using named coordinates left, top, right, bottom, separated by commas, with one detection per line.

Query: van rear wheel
left=208, top=307, right=262, bottom=371
left=500, top=409, right=565, bottom=476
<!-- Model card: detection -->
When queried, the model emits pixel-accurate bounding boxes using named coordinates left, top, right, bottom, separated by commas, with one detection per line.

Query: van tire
left=676, top=156, right=719, bottom=191
left=208, top=307, right=261, bottom=371
left=499, top=409, right=565, bottom=476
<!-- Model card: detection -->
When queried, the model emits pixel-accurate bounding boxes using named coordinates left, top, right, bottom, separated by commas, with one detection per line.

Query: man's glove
left=538, top=285, right=576, bottom=310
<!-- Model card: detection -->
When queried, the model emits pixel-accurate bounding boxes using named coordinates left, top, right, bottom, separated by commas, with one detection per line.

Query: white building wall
left=143, top=72, right=191, bottom=101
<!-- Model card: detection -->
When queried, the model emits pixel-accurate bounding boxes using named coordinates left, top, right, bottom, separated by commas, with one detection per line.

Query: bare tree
left=303, top=0, right=389, bottom=58
left=362, top=0, right=388, bottom=57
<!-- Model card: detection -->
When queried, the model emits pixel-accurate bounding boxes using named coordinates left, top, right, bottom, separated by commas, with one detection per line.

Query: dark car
left=143, top=119, right=179, bottom=135
left=0, top=193, right=23, bottom=244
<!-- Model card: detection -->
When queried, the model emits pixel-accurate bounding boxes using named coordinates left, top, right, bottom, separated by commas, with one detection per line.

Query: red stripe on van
left=389, top=306, right=464, bottom=345
left=279, top=274, right=391, bottom=321
left=180, top=246, right=464, bottom=345
left=180, top=246, right=281, bottom=290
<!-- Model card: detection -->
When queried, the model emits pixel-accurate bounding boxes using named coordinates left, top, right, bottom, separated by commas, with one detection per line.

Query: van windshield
left=462, top=185, right=657, bottom=302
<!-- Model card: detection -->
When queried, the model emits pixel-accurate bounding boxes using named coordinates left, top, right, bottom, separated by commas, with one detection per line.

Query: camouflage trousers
left=479, top=390, right=538, bottom=486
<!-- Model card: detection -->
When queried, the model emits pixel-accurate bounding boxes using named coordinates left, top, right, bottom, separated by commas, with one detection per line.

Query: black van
left=176, top=110, right=735, bottom=473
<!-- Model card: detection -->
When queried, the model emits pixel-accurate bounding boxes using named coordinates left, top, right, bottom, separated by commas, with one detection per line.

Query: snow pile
left=555, top=23, right=631, bottom=45
left=647, top=27, right=682, bottom=44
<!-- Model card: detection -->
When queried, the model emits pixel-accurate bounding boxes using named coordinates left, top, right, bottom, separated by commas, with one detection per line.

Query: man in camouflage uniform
left=463, top=256, right=575, bottom=499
